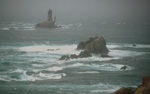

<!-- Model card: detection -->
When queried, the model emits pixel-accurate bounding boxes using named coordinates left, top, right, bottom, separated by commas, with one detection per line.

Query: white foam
left=46, top=67, right=63, bottom=72
left=32, top=64, right=45, bottom=67
left=2, top=28, right=10, bottom=30
left=107, top=44, right=150, bottom=49
left=65, top=63, right=133, bottom=71
left=75, top=71, right=99, bottom=74
left=19, top=44, right=80, bottom=55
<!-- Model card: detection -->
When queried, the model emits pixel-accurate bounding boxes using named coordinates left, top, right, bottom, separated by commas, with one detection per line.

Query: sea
left=0, top=17, right=150, bottom=94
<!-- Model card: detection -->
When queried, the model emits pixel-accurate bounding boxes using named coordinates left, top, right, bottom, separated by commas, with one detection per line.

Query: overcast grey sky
left=0, top=0, right=150, bottom=21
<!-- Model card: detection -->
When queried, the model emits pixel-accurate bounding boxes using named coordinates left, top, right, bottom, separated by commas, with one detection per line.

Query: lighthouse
left=36, top=9, right=59, bottom=28
left=48, top=9, right=52, bottom=22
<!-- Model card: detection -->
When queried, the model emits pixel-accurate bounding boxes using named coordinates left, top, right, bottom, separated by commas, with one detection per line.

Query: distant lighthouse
left=48, top=9, right=52, bottom=22
left=36, top=9, right=60, bottom=28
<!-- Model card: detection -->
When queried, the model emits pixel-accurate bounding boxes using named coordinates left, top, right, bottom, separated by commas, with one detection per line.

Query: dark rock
left=101, top=53, right=111, bottom=58
left=134, top=76, right=150, bottom=94
left=112, top=76, right=150, bottom=94
left=112, top=87, right=134, bottom=94
left=120, top=65, right=127, bottom=70
left=77, top=36, right=109, bottom=54
left=70, top=54, right=78, bottom=59
left=59, top=55, right=70, bottom=60
left=78, top=50, right=92, bottom=58
left=77, top=41, right=86, bottom=50
left=47, top=49, right=54, bottom=51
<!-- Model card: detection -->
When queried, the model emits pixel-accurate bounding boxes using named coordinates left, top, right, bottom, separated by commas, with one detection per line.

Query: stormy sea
left=0, top=18, right=150, bottom=94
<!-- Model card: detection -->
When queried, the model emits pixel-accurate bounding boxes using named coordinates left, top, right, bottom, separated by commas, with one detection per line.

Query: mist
left=0, top=0, right=150, bottom=22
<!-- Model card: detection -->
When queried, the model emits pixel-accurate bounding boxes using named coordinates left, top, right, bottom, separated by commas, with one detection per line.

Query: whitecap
left=2, top=28, right=10, bottom=30
left=75, top=71, right=99, bottom=74
left=46, top=67, right=63, bottom=72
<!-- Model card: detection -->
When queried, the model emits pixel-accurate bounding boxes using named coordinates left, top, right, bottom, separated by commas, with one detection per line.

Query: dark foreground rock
left=112, top=76, right=150, bottom=94
left=112, top=87, right=134, bottom=94
left=77, top=36, right=109, bottom=54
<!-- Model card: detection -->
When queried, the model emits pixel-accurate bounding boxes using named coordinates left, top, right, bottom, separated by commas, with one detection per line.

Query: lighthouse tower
left=48, top=9, right=52, bottom=22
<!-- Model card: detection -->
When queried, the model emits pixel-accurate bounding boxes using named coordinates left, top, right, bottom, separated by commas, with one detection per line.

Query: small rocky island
left=36, top=9, right=60, bottom=28
left=59, top=36, right=110, bottom=60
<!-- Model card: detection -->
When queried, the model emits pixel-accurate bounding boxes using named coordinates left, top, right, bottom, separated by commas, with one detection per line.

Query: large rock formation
left=77, top=36, right=109, bottom=54
left=112, top=76, right=150, bottom=94
left=59, top=36, right=109, bottom=60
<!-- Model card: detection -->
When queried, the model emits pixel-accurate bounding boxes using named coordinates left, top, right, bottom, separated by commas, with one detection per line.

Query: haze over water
left=0, top=0, right=150, bottom=94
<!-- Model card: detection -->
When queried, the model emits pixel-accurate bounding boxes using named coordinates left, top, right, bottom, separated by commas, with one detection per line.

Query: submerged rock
left=112, top=76, right=150, bottom=94
left=70, top=54, right=78, bottom=59
left=59, top=55, right=70, bottom=60
left=101, top=53, right=111, bottom=58
left=120, top=65, right=127, bottom=70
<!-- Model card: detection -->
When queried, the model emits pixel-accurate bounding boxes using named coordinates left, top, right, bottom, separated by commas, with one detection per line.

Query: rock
left=132, top=44, right=136, bottom=47
left=77, top=41, right=86, bottom=50
left=134, top=76, right=150, bottom=94
left=101, top=53, right=111, bottom=58
left=59, top=55, right=70, bottom=60
left=112, top=87, right=134, bottom=94
left=47, top=49, right=54, bottom=51
left=78, top=50, right=92, bottom=58
left=70, top=54, right=78, bottom=59
left=120, top=65, right=127, bottom=70
left=112, top=76, right=150, bottom=94
left=77, top=36, right=109, bottom=54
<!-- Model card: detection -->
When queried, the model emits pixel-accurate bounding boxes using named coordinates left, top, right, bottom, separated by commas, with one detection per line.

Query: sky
left=0, top=0, right=150, bottom=21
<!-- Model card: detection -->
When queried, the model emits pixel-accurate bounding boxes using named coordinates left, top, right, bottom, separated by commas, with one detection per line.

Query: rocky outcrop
left=59, top=51, right=92, bottom=60
left=59, top=55, right=70, bottom=60
left=134, top=76, right=150, bottom=94
left=112, top=87, right=134, bottom=94
left=78, top=50, right=92, bottom=58
left=112, top=76, right=150, bottom=94
left=59, top=36, right=109, bottom=60
left=77, top=36, right=109, bottom=54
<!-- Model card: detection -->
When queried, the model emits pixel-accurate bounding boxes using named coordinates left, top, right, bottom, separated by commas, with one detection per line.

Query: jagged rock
left=120, top=66, right=127, bottom=70
left=77, top=41, right=86, bottom=50
left=59, top=55, right=70, bottom=60
left=134, top=76, right=150, bottom=94
left=101, top=53, right=111, bottom=58
left=112, top=87, right=134, bottom=94
left=77, top=36, right=109, bottom=54
left=78, top=50, right=92, bottom=58
left=70, top=54, right=78, bottom=59
left=112, top=76, right=150, bottom=94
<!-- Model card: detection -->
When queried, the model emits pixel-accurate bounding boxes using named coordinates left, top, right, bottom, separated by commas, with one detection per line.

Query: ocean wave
left=75, top=71, right=99, bottom=74
left=1, top=22, right=36, bottom=31
left=57, top=23, right=82, bottom=28
left=0, top=69, right=66, bottom=82
left=19, top=44, right=80, bottom=55
left=65, top=63, right=133, bottom=71
left=107, top=44, right=150, bottom=49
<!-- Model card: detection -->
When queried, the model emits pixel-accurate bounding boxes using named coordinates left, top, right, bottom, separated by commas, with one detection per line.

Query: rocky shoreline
left=112, top=76, right=150, bottom=94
